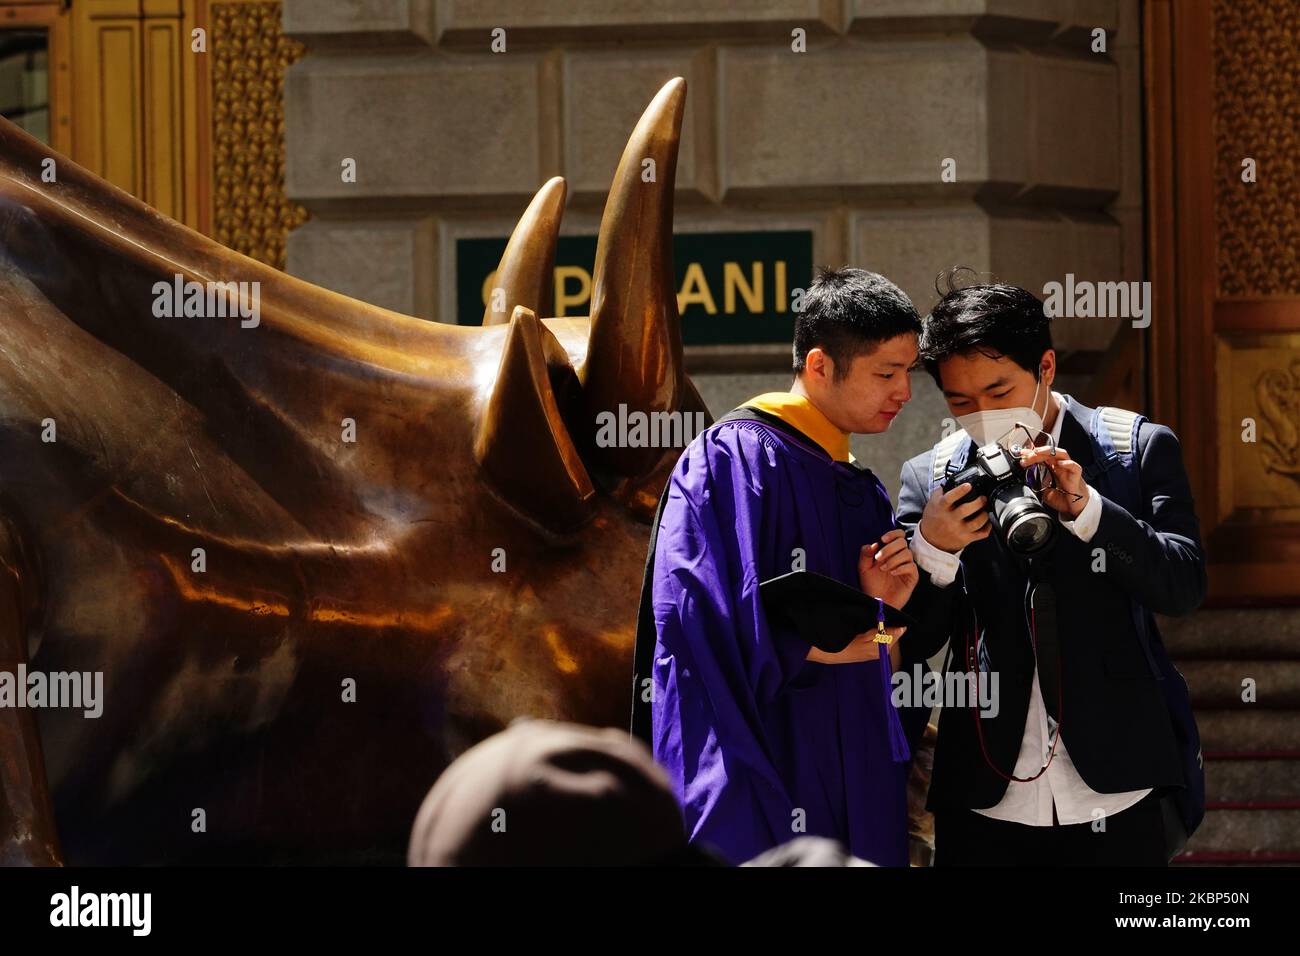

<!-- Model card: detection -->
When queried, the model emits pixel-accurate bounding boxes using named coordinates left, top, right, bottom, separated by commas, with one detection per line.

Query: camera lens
left=991, top=485, right=1057, bottom=556
left=1005, top=508, right=1055, bottom=553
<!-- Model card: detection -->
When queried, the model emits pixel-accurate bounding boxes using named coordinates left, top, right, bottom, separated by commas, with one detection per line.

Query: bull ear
left=482, top=177, right=567, bottom=326
left=475, top=306, right=594, bottom=534
left=579, top=78, right=687, bottom=478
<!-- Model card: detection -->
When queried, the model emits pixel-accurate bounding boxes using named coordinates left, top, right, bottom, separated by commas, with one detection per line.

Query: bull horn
left=475, top=306, right=594, bottom=534
left=482, top=177, right=567, bottom=326
left=579, top=77, right=687, bottom=477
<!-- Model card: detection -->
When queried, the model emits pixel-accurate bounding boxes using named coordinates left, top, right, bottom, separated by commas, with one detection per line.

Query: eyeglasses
left=1001, top=424, right=1085, bottom=505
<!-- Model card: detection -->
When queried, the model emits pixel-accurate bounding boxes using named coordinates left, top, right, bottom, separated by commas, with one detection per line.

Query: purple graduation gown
left=649, top=415, right=909, bottom=866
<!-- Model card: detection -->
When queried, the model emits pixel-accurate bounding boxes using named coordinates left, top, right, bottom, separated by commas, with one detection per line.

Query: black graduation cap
left=759, top=570, right=918, bottom=654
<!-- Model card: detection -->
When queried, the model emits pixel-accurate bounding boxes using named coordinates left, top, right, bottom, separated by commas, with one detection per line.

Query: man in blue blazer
left=896, top=275, right=1207, bottom=866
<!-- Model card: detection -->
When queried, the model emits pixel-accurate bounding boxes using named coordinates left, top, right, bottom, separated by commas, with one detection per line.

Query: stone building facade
left=281, top=0, right=1145, bottom=498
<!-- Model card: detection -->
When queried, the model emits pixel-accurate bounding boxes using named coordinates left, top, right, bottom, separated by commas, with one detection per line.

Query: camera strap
left=964, top=582, right=1062, bottom=783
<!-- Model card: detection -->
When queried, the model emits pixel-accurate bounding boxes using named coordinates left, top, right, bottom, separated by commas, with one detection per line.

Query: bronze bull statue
left=0, top=78, right=706, bottom=865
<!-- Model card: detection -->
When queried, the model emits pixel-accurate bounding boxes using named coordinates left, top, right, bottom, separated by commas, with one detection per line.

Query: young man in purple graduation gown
left=639, top=268, right=938, bottom=866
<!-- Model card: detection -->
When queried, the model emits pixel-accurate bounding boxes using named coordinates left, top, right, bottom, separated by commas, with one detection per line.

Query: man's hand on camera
left=1017, top=445, right=1090, bottom=518
left=918, top=482, right=992, bottom=553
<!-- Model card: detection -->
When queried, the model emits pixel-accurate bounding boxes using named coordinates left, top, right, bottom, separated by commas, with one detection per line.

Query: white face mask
left=955, top=376, right=1048, bottom=449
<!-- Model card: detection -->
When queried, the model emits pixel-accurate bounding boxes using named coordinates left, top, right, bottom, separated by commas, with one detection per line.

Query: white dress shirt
left=911, top=392, right=1152, bottom=826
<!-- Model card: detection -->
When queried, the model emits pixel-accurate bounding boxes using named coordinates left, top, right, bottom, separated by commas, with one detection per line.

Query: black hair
left=792, top=267, right=921, bottom=380
left=919, top=267, right=1053, bottom=387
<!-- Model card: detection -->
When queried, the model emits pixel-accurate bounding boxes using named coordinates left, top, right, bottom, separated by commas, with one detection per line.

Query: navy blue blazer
left=896, top=397, right=1207, bottom=811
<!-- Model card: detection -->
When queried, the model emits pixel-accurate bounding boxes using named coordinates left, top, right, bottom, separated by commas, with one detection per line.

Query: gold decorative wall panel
left=209, top=0, right=306, bottom=268
left=1213, top=0, right=1300, bottom=298
left=1216, top=334, right=1300, bottom=523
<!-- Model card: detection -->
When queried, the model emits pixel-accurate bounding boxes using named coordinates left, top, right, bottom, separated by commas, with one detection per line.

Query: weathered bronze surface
left=0, top=78, right=704, bottom=864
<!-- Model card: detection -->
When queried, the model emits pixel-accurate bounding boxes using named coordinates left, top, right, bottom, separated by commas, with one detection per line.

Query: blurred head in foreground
left=407, top=718, right=724, bottom=866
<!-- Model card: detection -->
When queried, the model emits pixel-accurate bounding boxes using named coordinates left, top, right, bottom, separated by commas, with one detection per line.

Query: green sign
left=455, top=230, right=813, bottom=346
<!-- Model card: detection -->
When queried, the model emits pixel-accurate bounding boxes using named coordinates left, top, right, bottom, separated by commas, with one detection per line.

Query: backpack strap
left=629, top=479, right=672, bottom=743
left=717, top=406, right=826, bottom=457
left=1086, top=403, right=1161, bottom=679
left=1101, top=406, right=1140, bottom=455
left=929, top=428, right=972, bottom=492
left=1088, top=403, right=1145, bottom=500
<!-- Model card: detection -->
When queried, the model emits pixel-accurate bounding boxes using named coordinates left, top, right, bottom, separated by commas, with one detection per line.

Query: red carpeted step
left=1182, top=808, right=1300, bottom=856
left=1175, top=851, right=1300, bottom=865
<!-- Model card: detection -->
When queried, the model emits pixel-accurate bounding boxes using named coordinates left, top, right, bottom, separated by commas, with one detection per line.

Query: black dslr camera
left=941, top=442, right=1057, bottom=557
